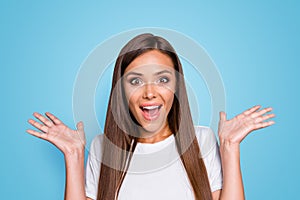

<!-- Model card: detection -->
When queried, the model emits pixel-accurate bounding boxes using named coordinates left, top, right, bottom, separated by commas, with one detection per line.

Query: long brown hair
left=97, top=33, right=212, bottom=200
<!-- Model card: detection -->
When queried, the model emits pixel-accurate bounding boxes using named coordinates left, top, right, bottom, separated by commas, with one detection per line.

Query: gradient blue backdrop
left=1, top=1, right=299, bottom=199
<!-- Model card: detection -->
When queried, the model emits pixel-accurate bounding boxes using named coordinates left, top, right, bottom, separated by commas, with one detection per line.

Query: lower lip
left=141, top=107, right=161, bottom=121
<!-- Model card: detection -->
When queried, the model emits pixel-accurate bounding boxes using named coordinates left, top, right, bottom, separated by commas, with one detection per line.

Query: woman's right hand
left=27, top=112, right=86, bottom=157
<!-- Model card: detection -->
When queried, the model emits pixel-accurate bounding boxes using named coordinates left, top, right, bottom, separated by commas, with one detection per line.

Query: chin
left=137, top=116, right=168, bottom=136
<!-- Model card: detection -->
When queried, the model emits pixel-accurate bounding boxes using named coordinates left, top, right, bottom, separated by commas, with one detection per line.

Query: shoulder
left=194, top=125, right=217, bottom=144
left=90, top=134, right=104, bottom=148
left=194, top=126, right=218, bottom=158
left=88, top=134, right=104, bottom=160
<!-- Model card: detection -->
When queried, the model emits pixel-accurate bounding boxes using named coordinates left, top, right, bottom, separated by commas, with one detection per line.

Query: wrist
left=64, top=146, right=85, bottom=161
left=219, top=139, right=240, bottom=154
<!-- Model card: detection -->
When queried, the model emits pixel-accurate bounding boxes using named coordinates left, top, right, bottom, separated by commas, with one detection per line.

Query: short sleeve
left=194, top=126, right=223, bottom=192
left=85, top=134, right=104, bottom=200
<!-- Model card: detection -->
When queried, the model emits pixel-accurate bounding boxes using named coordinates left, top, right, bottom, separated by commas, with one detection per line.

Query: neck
left=137, top=123, right=172, bottom=144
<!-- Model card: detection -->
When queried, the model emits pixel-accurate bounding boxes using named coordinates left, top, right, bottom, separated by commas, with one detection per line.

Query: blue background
left=1, top=1, right=299, bottom=199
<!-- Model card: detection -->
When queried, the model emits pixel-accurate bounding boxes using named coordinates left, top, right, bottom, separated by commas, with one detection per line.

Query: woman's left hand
left=218, top=105, right=275, bottom=146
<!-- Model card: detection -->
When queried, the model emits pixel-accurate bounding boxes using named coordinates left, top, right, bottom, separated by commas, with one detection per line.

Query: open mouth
left=140, top=105, right=162, bottom=121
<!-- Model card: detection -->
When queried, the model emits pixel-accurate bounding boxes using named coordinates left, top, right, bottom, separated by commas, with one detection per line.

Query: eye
left=158, top=77, right=169, bottom=84
left=130, top=78, right=143, bottom=86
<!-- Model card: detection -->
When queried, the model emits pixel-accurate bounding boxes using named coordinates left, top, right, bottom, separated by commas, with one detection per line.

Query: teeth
left=142, top=105, right=160, bottom=110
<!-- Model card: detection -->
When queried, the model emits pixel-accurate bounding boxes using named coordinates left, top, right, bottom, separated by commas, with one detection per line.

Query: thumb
left=76, top=121, right=84, bottom=133
left=219, top=111, right=226, bottom=122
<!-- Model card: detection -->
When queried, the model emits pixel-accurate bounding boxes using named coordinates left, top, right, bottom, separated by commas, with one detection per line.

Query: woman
left=27, top=33, right=275, bottom=200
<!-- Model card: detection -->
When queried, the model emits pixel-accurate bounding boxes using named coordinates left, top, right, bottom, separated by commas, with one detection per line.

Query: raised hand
left=218, top=105, right=275, bottom=145
left=27, top=112, right=86, bottom=156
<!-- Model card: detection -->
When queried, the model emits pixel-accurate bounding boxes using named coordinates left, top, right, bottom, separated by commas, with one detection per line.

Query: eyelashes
left=128, top=76, right=170, bottom=86
left=129, top=77, right=143, bottom=86
left=159, top=77, right=169, bottom=83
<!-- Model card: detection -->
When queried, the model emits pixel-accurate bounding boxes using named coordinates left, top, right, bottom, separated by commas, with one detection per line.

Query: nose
left=142, top=83, right=156, bottom=99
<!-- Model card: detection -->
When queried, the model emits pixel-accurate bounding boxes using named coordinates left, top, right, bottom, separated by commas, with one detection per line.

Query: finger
left=243, top=105, right=261, bottom=115
left=28, top=119, right=49, bottom=133
left=251, top=107, right=273, bottom=118
left=26, top=129, right=48, bottom=140
left=219, top=111, right=226, bottom=122
left=33, top=112, right=54, bottom=127
left=45, top=112, right=62, bottom=125
left=254, top=120, right=275, bottom=129
left=254, top=113, right=276, bottom=123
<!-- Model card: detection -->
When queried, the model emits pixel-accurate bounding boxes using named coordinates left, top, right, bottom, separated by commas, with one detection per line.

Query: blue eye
left=130, top=78, right=143, bottom=86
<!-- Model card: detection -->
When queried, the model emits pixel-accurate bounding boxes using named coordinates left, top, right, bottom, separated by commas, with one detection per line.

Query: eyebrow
left=125, top=70, right=173, bottom=78
left=155, top=70, right=173, bottom=75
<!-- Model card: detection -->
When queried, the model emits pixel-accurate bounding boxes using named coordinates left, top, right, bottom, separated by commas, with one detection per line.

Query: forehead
left=124, top=50, right=174, bottom=74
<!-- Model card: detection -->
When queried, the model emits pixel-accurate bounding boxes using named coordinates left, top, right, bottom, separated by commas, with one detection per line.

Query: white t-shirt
left=85, top=126, right=223, bottom=200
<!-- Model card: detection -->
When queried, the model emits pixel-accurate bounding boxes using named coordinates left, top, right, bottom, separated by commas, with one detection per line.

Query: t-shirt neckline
left=135, top=134, right=175, bottom=154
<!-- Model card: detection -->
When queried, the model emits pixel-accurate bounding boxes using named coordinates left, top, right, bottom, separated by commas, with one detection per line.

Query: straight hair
left=97, top=33, right=212, bottom=200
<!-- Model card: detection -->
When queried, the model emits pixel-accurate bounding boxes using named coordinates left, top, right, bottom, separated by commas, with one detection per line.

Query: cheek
left=126, top=90, right=141, bottom=112
left=165, top=79, right=176, bottom=94
left=124, top=85, right=137, bottom=106
left=163, top=90, right=175, bottom=109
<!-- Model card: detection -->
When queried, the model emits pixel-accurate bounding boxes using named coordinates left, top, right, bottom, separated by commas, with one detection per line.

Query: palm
left=218, top=105, right=275, bottom=144
left=27, top=112, right=86, bottom=155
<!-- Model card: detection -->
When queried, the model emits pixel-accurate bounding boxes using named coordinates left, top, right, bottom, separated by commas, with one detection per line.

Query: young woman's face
left=123, top=50, right=176, bottom=135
